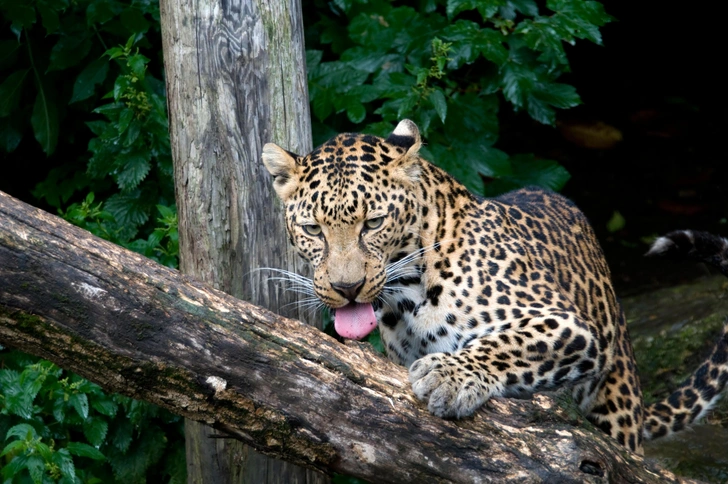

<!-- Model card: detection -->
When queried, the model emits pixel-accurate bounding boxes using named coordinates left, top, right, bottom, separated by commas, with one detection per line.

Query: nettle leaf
left=0, top=439, right=25, bottom=458
left=0, top=69, right=29, bottom=116
left=67, top=442, right=105, bottom=460
left=127, top=54, right=149, bottom=79
left=500, top=61, right=537, bottom=109
left=525, top=93, right=555, bottom=125
left=547, top=0, right=613, bottom=45
left=534, top=82, right=581, bottom=109
left=118, top=107, right=135, bottom=134
left=507, top=0, right=539, bottom=16
left=83, top=417, right=109, bottom=447
left=310, top=61, right=369, bottom=92
left=31, top=88, right=59, bottom=155
left=345, top=100, right=366, bottom=124
left=48, top=32, right=92, bottom=72
left=340, top=47, right=400, bottom=74
left=514, top=18, right=568, bottom=67
left=1, top=453, right=29, bottom=481
left=116, top=151, right=152, bottom=191
left=53, top=396, right=66, bottom=422
left=52, top=448, right=76, bottom=481
left=6, top=423, right=37, bottom=441
left=70, top=58, right=110, bottom=103
left=69, top=392, right=89, bottom=419
left=104, top=191, right=150, bottom=227
left=428, top=89, right=447, bottom=123
left=447, top=0, right=500, bottom=21
left=90, top=396, right=118, bottom=418
left=26, top=455, right=45, bottom=484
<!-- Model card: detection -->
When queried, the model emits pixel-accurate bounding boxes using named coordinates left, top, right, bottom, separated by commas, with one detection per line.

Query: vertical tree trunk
left=159, top=0, right=327, bottom=482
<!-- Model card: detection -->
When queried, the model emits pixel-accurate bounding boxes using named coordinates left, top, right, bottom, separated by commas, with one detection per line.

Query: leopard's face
left=263, top=125, right=424, bottom=309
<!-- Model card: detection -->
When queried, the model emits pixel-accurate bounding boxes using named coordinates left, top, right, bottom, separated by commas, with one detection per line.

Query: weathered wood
left=159, top=0, right=319, bottom=479
left=0, top=191, right=697, bottom=483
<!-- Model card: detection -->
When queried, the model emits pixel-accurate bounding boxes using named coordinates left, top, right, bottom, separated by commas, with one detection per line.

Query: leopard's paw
left=409, top=353, right=491, bottom=418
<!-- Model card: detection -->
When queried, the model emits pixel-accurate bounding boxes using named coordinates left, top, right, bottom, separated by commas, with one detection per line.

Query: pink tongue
left=334, top=302, right=377, bottom=340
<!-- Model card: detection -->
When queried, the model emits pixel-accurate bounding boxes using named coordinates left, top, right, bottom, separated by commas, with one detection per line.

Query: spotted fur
left=262, top=121, right=728, bottom=454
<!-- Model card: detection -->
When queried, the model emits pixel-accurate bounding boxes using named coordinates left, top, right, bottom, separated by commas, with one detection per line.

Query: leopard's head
left=262, top=120, right=424, bottom=339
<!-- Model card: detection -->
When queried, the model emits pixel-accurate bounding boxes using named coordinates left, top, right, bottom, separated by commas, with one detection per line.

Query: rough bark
left=159, top=0, right=319, bottom=479
left=0, top=191, right=698, bottom=483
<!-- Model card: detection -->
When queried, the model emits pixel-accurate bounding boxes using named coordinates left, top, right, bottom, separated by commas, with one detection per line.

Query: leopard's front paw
left=409, top=353, right=491, bottom=418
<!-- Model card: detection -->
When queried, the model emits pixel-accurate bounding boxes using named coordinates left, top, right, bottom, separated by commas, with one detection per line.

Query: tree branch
left=0, top=191, right=694, bottom=483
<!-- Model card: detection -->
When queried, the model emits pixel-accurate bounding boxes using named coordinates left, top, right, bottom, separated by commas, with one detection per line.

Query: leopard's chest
left=376, top=278, right=493, bottom=367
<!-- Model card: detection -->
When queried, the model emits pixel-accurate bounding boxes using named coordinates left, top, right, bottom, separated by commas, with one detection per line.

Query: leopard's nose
left=331, top=278, right=365, bottom=302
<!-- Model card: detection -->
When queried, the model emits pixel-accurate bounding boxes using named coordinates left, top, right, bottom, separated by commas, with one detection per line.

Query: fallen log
left=0, top=190, right=694, bottom=483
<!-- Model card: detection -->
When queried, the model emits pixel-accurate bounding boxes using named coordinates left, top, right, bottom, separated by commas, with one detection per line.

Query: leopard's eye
left=302, top=224, right=322, bottom=236
left=364, top=216, right=384, bottom=230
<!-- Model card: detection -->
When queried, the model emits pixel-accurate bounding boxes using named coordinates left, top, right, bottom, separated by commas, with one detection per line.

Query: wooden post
left=159, top=0, right=327, bottom=481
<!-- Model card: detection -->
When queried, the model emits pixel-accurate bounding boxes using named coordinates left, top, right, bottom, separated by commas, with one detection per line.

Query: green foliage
left=0, top=349, right=185, bottom=483
left=0, top=1, right=183, bottom=481
left=1, top=0, right=176, bottom=266
left=305, top=0, right=613, bottom=194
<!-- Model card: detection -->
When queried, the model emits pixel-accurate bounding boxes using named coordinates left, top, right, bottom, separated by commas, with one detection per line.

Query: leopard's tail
left=642, top=230, right=728, bottom=440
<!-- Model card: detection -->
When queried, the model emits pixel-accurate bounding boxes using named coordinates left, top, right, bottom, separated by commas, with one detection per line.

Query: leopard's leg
left=575, top=312, right=644, bottom=454
left=409, top=311, right=610, bottom=419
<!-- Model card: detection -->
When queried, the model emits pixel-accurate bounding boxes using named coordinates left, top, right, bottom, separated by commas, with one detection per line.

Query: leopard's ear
left=386, top=119, right=422, bottom=183
left=262, top=143, right=300, bottom=201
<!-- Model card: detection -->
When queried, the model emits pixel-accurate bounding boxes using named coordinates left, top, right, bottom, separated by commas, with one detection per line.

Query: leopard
left=262, top=119, right=728, bottom=455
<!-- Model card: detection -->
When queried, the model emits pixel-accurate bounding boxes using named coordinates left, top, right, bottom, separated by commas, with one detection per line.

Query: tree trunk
left=158, top=0, right=323, bottom=481
left=0, top=191, right=698, bottom=484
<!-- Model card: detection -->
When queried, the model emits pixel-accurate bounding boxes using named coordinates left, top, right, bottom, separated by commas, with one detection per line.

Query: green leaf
left=156, top=204, right=176, bottom=219
left=90, top=396, right=118, bottom=417
left=116, top=151, right=152, bottom=191
left=104, top=191, right=150, bottom=227
left=525, top=93, right=555, bottom=125
left=118, top=107, right=135, bottom=134
left=26, top=455, right=45, bottom=484
left=6, top=423, right=37, bottom=441
left=52, top=448, right=76, bottom=481
left=534, top=82, right=580, bottom=109
left=38, top=4, right=60, bottom=34
left=0, top=439, right=25, bottom=458
left=70, top=58, right=110, bottom=103
left=606, top=211, right=625, bottom=233
left=86, top=0, right=117, bottom=25
left=69, top=392, right=89, bottom=419
left=428, top=89, right=447, bottom=123
left=121, top=8, right=151, bottom=34
left=345, top=101, right=366, bottom=124
left=1, top=453, right=29, bottom=481
left=83, top=417, right=109, bottom=447
left=67, top=442, right=105, bottom=460
left=0, top=69, right=29, bottom=116
left=31, top=88, right=59, bottom=155
left=111, top=419, right=134, bottom=453
left=127, top=54, right=149, bottom=80
left=48, top=32, right=92, bottom=72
